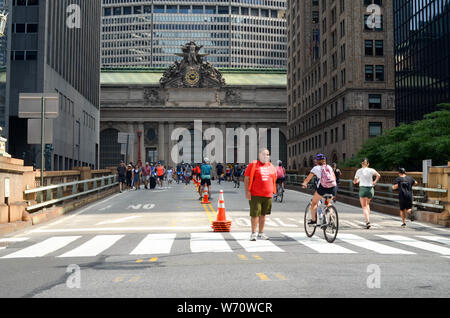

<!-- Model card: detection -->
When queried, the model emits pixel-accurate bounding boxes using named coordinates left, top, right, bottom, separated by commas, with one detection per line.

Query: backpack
left=320, top=165, right=337, bottom=188
left=276, top=166, right=285, bottom=178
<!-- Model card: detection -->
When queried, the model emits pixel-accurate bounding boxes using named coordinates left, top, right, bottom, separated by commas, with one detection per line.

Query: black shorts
left=276, top=177, right=285, bottom=184
left=158, top=175, right=164, bottom=180
left=316, top=185, right=335, bottom=196
left=119, top=176, right=126, bottom=183
left=399, top=196, right=413, bottom=210
left=201, top=178, right=211, bottom=186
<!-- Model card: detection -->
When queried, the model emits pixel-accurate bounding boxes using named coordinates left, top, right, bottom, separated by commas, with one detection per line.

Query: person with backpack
left=275, top=160, right=286, bottom=195
left=244, top=148, right=277, bottom=241
left=353, top=158, right=381, bottom=229
left=301, top=154, right=337, bottom=226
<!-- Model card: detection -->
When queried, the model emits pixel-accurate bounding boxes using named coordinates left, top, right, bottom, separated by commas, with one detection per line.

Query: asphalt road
left=0, top=179, right=449, bottom=299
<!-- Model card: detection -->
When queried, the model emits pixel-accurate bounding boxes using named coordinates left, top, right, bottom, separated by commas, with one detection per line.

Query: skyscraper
left=286, top=0, right=395, bottom=169
left=101, top=0, right=287, bottom=69
left=394, top=0, right=450, bottom=124
left=6, top=0, right=101, bottom=170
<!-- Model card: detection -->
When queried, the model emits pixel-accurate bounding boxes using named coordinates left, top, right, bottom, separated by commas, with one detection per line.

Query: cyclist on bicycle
left=275, top=160, right=286, bottom=194
left=233, top=163, right=242, bottom=188
left=301, top=154, right=337, bottom=226
left=200, top=158, right=213, bottom=200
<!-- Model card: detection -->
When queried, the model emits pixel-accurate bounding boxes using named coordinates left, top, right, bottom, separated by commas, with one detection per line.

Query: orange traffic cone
left=212, top=190, right=232, bottom=232
left=201, top=187, right=211, bottom=204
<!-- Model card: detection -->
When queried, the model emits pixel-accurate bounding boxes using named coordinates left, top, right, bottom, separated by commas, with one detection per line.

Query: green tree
left=343, top=103, right=450, bottom=171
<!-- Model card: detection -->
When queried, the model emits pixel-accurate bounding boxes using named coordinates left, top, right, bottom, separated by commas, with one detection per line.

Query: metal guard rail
left=24, top=175, right=118, bottom=212
left=286, top=174, right=447, bottom=210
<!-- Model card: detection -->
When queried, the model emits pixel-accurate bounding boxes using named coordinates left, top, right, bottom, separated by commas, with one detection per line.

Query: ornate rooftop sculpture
left=160, top=41, right=226, bottom=88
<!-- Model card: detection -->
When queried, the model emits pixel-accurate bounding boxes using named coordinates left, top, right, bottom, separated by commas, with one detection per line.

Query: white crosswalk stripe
left=190, top=233, right=232, bottom=253
left=231, top=232, right=284, bottom=252
left=1, top=236, right=81, bottom=258
left=282, top=232, right=356, bottom=254
left=337, top=234, right=415, bottom=255
left=377, top=235, right=450, bottom=256
left=415, top=236, right=450, bottom=247
left=2, top=233, right=450, bottom=259
left=58, top=235, right=124, bottom=258
left=130, top=234, right=176, bottom=255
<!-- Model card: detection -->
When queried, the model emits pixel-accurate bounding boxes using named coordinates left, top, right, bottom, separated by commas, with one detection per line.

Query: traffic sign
left=18, top=93, right=59, bottom=119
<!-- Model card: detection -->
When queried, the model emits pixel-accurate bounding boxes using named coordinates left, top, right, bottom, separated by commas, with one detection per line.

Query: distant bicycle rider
left=200, top=158, right=213, bottom=200
left=275, top=160, right=286, bottom=193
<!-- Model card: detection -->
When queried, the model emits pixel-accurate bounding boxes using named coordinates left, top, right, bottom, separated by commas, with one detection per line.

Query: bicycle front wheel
left=304, top=203, right=316, bottom=237
left=323, top=206, right=339, bottom=243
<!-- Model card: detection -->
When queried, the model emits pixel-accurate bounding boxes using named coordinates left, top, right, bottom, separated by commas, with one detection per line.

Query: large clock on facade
left=184, top=69, right=200, bottom=86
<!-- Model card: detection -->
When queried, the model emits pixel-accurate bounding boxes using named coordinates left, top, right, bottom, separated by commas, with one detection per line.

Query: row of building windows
left=104, top=4, right=283, bottom=17
left=11, top=23, right=38, bottom=33
left=10, top=50, right=37, bottom=61
left=11, top=0, right=38, bottom=6
left=102, top=0, right=286, bottom=6
left=288, top=122, right=382, bottom=159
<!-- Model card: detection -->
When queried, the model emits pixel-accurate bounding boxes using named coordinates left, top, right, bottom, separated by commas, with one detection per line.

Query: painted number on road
left=127, top=204, right=155, bottom=210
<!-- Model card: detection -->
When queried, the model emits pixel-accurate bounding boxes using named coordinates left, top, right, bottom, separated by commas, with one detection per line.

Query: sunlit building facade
left=101, top=0, right=287, bottom=69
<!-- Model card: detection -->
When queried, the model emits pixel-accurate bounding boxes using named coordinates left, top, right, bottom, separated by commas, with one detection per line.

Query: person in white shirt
left=353, top=158, right=381, bottom=229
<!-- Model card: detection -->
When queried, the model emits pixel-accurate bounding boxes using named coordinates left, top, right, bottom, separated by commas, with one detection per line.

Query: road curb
left=0, top=186, right=119, bottom=237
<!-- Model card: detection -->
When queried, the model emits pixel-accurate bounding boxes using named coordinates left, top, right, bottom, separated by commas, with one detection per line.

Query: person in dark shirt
left=392, top=167, right=418, bottom=227
left=117, top=161, right=127, bottom=193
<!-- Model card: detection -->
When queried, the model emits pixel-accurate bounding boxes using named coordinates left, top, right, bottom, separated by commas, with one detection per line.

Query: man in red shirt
left=244, top=148, right=277, bottom=241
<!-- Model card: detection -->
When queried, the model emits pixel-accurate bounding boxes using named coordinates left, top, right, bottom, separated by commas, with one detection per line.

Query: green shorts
left=249, top=196, right=272, bottom=217
left=359, top=186, right=374, bottom=199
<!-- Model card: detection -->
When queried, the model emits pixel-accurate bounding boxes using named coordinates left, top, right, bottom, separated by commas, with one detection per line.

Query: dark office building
left=6, top=0, right=101, bottom=170
left=394, top=0, right=450, bottom=124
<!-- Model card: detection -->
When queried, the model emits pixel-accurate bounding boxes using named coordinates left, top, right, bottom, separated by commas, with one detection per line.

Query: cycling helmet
left=314, top=153, right=326, bottom=161
left=204, top=157, right=210, bottom=163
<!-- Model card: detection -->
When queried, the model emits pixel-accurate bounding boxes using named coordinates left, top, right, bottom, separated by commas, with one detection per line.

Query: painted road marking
left=96, top=215, right=143, bottom=225
left=378, top=235, right=450, bottom=256
left=58, top=235, right=124, bottom=257
left=231, top=232, right=284, bottom=253
left=130, top=234, right=176, bottom=255
left=417, top=236, right=450, bottom=247
left=0, top=238, right=30, bottom=243
left=28, top=226, right=211, bottom=233
left=282, top=232, right=356, bottom=254
left=1, top=236, right=81, bottom=258
left=256, top=273, right=270, bottom=281
left=337, top=234, right=415, bottom=255
left=190, top=233, right=232, bottom=253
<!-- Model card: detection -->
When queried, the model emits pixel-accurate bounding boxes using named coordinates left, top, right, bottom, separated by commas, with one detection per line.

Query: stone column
left=127, top=123, right=135, bottom=164
left=167, top=122, right=175, bottom=168
left=138, top=123, right=145, bottom=165
left=158, top=122, right=165, bottom=163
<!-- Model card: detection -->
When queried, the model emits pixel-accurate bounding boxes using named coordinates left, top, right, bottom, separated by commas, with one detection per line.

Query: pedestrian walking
left=132, top=164, right=141, bottom=190
left=142, top=162, right=151, bottom=189
left=353, top=158, right=381, bottom=229
left=216, top=163, right=224, bottom=184
left=117, top=160, right=126, bottom=193
left=244, top=148, right=277, bottom=241
left=392, top=168, right=418, bottom=227
left=126, top=164, right=133, bottom=190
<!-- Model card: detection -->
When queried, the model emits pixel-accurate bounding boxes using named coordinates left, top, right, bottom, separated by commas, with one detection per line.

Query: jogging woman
left=301, top=154, right=337, bottom=226
left=353, top=158, right=381, bottom=229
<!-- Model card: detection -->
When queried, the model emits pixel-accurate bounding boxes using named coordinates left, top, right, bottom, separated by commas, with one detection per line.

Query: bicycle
left=233, top=174, right=240, bottom=188
left=304, top=193, right=339, bottom=243
left=274, top=183, right=284, bottom=202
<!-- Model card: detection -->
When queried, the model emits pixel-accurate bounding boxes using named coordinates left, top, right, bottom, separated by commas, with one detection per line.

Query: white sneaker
left=257, top=233, right=269, bottom=240
left=249, top=233, right=257, bottom=241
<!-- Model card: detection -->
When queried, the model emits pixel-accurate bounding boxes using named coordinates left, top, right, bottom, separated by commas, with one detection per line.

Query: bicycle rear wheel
left=304, top=203, right=316, bottom=237
left=323, top=206, right=339, bottom=243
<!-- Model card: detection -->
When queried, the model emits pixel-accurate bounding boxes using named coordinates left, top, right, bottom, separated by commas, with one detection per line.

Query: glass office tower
left=394, top=0, right=450, bottom=124
left=101, top=0, right=287, bottom=69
